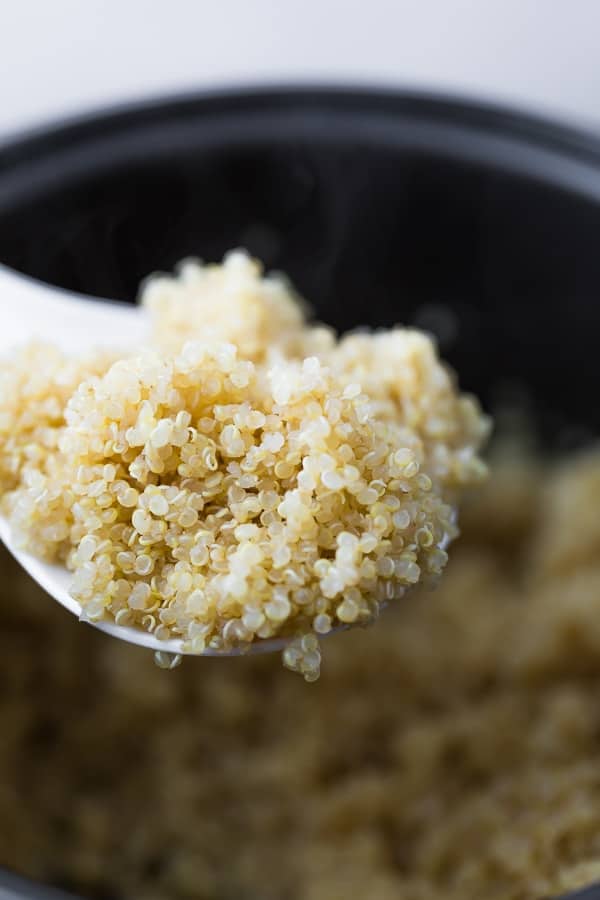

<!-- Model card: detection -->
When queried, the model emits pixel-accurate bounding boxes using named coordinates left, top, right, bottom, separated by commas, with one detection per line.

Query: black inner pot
left=0, top=87, right=599, bottom=900
left=0, top=88, right=599, bottom=447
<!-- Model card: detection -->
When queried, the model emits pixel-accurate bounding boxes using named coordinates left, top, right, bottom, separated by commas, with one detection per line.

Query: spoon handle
left=0, top=265, right=144, bottom=354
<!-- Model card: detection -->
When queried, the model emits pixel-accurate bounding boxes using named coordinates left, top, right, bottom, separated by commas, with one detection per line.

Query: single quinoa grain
left=0, top=251, right=489, bottom=677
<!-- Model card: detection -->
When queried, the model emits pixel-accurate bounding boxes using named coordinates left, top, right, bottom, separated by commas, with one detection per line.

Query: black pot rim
left=1, top=82, right=600, bottom=172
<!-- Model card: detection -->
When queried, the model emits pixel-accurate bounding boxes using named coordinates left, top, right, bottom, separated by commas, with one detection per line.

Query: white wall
left=1, top=0, right=599, bottom=138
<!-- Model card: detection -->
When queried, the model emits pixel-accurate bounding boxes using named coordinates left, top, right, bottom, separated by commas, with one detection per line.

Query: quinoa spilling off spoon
left=0, top=252, right=489, bottom=679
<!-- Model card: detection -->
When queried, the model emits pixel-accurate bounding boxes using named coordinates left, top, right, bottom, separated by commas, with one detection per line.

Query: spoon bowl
left=0, top=266, right=378, bottom=656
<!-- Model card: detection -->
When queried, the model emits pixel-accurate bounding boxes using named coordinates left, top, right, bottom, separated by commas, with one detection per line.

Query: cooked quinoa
left=2, top=447, right=600, bottom=899
left=0, top=252, right=488, bottom=677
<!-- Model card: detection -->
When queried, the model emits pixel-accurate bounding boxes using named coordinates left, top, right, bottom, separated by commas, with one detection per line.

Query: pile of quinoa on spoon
left=0, top=251, right=489, bottom=679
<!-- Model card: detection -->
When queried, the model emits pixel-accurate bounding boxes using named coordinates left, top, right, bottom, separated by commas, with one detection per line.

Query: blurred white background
left=0, top=0, right=599, bottom=138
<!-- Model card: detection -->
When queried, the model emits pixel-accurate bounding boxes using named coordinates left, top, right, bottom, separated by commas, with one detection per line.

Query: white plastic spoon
left=0, top=265, right=451, bottom=659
